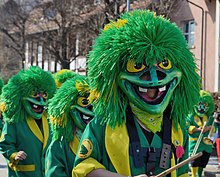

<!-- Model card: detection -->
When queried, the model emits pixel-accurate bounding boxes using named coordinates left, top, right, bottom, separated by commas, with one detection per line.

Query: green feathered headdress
left=48, top=74, right=89, bottom=142
left=1, top=66, right=56, bottom=123
left=88, top=10, right=200, bottom=128
left=53, top=69, right=77, bottom=89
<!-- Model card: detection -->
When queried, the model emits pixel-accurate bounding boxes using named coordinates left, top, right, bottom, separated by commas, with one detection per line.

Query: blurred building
left=0, top=0, right=220, bottom=93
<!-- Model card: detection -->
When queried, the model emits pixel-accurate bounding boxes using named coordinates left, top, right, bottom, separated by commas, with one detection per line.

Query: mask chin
left=22, top=99, right=45, bottom=120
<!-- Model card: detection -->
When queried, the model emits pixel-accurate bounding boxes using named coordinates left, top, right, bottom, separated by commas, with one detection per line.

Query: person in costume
left=72, top=10, right=200, bottom=177
left=187, top=90, right=216, bottom=177
left=53, top=69, right=77, bottom=89
left=0, top=66, right=56, bottom=177
left=45, top=74, right=94, bottom=177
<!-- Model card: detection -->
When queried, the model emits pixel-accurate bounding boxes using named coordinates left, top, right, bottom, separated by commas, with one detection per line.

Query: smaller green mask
left=70, top=96, right=94, bottom=130
left=22, top=89, right=48, bottom=120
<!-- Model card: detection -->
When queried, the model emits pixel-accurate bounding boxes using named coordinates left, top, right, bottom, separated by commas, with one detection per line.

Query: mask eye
left=126, top=59, right=146, bottom=73
left=31, top=91, right=38, bottom=98
left=204, top=102, right=208, bottom=107
left=77, top=97, right=90, bottom=107
left=158, top=59, right=172, bottom=70
left=43, top=92, right=48, bottom=99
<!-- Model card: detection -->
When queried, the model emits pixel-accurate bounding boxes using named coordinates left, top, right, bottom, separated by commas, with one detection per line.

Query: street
left=0, top=150, right=219, bottom=177
left=0, top=153, right=7, bottom=176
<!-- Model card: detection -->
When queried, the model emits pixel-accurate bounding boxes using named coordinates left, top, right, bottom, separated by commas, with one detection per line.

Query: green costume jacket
left=45, top=135, right=79, bottom=177
left=187, top=114, right=216, bottom=154
left=72, top=117, right=189, bottom=177
left=0, top=114, right=51, bottom=177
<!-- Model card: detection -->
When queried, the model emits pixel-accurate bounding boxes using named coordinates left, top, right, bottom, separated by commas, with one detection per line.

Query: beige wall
left=172, top=0, right=217, bottom=92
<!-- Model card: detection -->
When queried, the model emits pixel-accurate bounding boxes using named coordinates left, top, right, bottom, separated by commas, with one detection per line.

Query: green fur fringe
left=1, top=66, right=56, bottom=123
left=88, top=10, right=200, bottom=128
left=53, top=69, right=77, bottom=89
left=48, top=75, right=89, bottom=142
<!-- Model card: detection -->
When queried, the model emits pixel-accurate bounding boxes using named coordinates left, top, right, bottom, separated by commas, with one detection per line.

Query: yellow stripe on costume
left=9, top=163, right=35, bottom=171
left=27, top=117, right=43, bottom=143
left=105, top=123, right=131, bottom=176
left=72, top=157, right=105, bottom=177
left=70, top=135, right=80, bottom=154
left=42, top=113, right=49, bottom=150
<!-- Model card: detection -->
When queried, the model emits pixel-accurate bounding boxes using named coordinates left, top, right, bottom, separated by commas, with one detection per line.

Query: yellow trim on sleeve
left=9, top=152, right=35, bottom=172
left=189, top=137, right=198, bottom=141
left=188, top=126, right=196, bottom=134
left=9, top=152, right=18, bottom=166
left=72, top=157, right=105, bottom=177
left=9, top=164, right=35, bottom=171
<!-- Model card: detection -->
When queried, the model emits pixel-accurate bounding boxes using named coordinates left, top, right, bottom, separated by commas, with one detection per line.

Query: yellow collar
left=26, top=113, right=49, bottom=151
left=69, top=134, right=80, bottom=155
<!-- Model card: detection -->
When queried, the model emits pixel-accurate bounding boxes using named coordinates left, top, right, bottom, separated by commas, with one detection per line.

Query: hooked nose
left=140, top=68, right=166, bottom=83
left=35, top=96, right=46, bottom=102
left=87, top=104, right=93, bottom=111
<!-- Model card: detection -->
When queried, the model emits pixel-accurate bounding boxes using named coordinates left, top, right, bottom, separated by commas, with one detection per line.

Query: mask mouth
left=134, top=79, right=175, bottom=105
left=29, top=101, right=45, bottom=114
left=80, top=112, right=93, bottom=125
left=196, top=107, right=205, bottom=114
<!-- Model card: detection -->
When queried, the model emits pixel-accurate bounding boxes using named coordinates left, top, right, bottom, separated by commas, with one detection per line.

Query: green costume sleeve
left=46, top=140, right=69, bottom=177
left=73, top=120, right=106, bottom=177
left=0, top=122, right=18, bottom=163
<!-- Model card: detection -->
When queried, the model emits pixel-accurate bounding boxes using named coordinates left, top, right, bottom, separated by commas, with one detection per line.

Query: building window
left=94, top=0, right=101, bottom=5
left=183, top=20, right=195, bottom=48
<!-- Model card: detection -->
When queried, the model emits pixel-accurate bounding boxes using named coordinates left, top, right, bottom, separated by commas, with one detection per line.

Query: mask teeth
left=159, top=85, right=166, bottom=92
left=138, top=87, right=148, bottom=93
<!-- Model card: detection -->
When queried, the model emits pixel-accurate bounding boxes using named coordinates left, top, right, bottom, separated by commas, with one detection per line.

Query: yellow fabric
left=9, top=163, right=35, bottom=171
left=27, top=114, right=49, bottom=150
left=188, top=126, right=196, bottom=134
left=9, top=153, right=35, bottom=172
left=170, top=154, right=176, bottom=177
left=130, top=103, right=163, bottom=133
left=189, top=137, right=198, bottom=141
left=172, top=123, right=183, bottom=147
left=194, top=115, right=208, bottom=127
left=70, top=135, right=80, bottom=155
left=105, top=123, right=131, bottom=176
left=72, top=157, right=105, bottom=177
left=27, top=117, right=43, bottom=143
left=42, top=114, right=49, bottom=150
left=179, top=173, right=190, bottom=177
left=9, top=152, right=18, bottom=167
left=191, top=167, right=198, bottom=177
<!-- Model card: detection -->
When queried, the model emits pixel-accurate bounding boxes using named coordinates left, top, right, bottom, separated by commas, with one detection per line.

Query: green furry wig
left=48, top=75, right=89, bottom=142
left=1, top=66, right=56, bottom=123
left=88, top=10, right=200, bottom=128
left=53, top=69, right=77, bottom=89
left=197, top=90, right=214, bottom=117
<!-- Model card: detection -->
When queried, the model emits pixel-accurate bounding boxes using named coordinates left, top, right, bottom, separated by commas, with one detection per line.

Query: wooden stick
left=192, top=122, right=206, bottom=156
left=155, top=152, right=203, bottom=177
